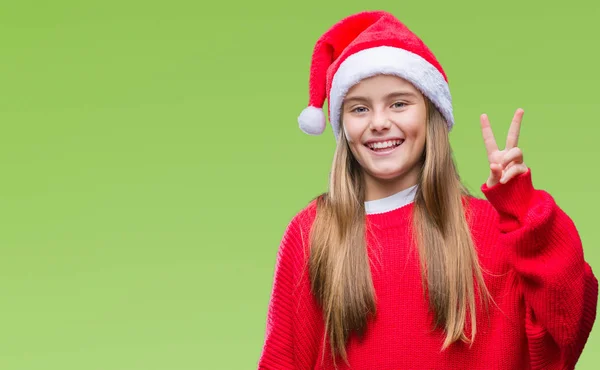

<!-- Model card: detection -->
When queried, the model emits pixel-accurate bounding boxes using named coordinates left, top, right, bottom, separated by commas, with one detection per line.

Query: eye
left=351, top=106, right=368, bottom=114
left=392, top=102, right=407, bottom=108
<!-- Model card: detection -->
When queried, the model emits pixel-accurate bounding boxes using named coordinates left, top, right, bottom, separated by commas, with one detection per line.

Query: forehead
left=346, top=74, right=418, bottom=96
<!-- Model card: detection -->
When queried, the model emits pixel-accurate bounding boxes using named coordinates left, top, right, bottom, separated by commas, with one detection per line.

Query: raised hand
left=480, top=108, right=528, bottom=188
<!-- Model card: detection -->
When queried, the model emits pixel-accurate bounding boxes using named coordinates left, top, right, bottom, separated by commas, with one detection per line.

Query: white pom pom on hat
left=298, top=106, right=326, bottom=135
left=297, top=10, right=455, bottom=139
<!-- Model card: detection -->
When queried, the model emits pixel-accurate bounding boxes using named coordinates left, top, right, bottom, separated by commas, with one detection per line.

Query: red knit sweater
left=258, top=169, right=598, bottom=370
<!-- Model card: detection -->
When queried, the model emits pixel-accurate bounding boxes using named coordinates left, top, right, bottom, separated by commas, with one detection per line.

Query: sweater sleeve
left=257, top=217, right=303, bottom=369
left=481, top=168, right=598, bottom=369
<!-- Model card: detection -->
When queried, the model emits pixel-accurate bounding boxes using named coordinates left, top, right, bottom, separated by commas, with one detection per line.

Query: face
left=341, top=74, right=427, bottom=196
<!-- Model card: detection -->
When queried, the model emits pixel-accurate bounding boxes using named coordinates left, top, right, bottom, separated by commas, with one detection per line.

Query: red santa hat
left=298, top=10, right=454, bottom=139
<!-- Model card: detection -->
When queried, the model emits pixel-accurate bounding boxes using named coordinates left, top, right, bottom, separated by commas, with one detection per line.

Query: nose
left=370, top=110, right=391, bottom=132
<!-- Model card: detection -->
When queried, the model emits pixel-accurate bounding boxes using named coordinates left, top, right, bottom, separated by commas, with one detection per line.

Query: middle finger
left=501, top=147, right=524, bottom=168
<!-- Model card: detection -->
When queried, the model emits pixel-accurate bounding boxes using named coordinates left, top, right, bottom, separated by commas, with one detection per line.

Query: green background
left=1, top=1, right=598, bottom=369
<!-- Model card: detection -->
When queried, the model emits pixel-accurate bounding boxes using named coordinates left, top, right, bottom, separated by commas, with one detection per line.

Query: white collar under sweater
left=364, top=184, right=418, bottom=215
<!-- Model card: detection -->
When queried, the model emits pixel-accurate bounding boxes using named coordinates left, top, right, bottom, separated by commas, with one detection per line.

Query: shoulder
left=278, top=194, right=323, bottom=254
left=464, top=194, right=494, bottom=213
left=462, top=194, right=501, bottom=231
left=288, top=195, right=321, bottom=233
left=270, top=196, right=324, bottom=278
left=461, top=195, right=510, bottom=270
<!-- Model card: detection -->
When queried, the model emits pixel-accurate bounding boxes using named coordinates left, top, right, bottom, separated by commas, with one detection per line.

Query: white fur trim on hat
left=329, top=46, right=454, bottom=139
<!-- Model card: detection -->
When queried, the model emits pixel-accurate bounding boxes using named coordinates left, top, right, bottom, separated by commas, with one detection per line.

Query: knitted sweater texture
left=258, top=169, right=598, bottom=369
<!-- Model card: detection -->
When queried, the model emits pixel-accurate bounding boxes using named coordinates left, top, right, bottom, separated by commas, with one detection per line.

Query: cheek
left=343, top=124, right=351, bottom=142
left=342, top=123, right=365, bottom=160
left=403, top=118, right=426, bottom=140
left=411, top=130, right=426, bottom=152
left=342, top=120, right=363, bottom=144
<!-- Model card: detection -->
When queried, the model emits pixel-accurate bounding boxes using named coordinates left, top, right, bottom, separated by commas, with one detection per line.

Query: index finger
left=480, top=113, right=498, bottom=156
left=506, top=108, right=524, bottom=149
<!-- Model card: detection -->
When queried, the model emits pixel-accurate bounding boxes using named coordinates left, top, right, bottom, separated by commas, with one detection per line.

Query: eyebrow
left=343, top=91, right=418, bottom=104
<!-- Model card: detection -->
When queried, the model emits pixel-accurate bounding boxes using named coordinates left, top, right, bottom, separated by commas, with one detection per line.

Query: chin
left=367, top=168, right=405, bottom=181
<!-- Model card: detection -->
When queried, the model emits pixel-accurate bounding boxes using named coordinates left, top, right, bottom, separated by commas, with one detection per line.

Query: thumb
left=487, top=163, right=502, bottom=187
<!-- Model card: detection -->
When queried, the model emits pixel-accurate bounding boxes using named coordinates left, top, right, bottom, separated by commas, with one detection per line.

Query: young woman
left=258, top=10, right=598, bottom=370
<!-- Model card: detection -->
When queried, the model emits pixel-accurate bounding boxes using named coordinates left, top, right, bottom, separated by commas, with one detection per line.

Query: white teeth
left=368, top=139, right=403, bottom=149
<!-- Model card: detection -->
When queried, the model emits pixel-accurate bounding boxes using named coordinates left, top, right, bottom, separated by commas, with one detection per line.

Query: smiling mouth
left=365, top=139, right=404, bottom=152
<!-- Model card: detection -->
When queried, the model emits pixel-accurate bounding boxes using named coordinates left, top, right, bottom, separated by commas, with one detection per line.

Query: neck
left=364, top=182, right=417, bottom=215
left=363, top=170, right=419, bottom=202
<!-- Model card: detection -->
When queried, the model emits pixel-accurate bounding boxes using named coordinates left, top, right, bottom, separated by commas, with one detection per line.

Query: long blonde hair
left=308, top=98, right=491, bottom=367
